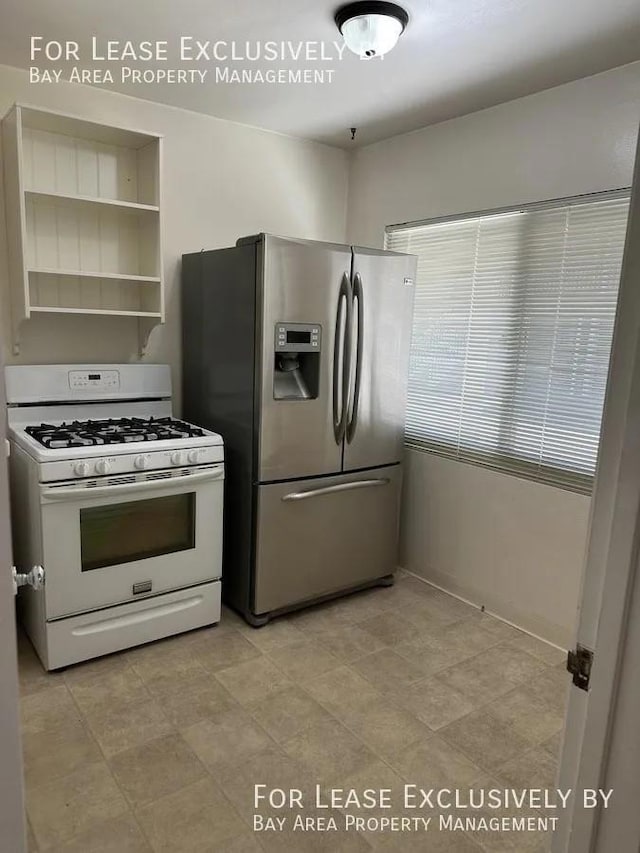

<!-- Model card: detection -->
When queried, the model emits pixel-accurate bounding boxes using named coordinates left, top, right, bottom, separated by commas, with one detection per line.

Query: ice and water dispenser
left=273, top=322, right=321, bottom=400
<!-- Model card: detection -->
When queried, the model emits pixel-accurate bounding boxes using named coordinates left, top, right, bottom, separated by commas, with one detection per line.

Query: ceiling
left=0, top=0, right=639, bottom=147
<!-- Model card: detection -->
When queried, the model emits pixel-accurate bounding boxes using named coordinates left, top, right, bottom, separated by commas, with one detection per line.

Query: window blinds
left=386, top=193, right=630, bottom=492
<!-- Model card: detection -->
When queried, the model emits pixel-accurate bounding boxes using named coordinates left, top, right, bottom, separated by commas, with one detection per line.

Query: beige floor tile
left=155, top=674, right=237, bottom=727
left=386, top=734, right=484, bottom=789
left=305, top=665, right=385, bottom=715
left=218, top=744, right=313, bottom=821
left=27, top=762, right=128, bottom=849
left=109, top=733, right=207, bottom=808
left=372, top=574, right=433, bottom=608
left=475, top=643, right=547, bottom=684
left=351, top=649, right=426, bottom=692
left=218, top=834, right=264, bottom=852
left=26, top=818, right=39, bottom=853
left=17, top=637, right=65, bottom=697
left=358, top=612, right=421, bottom=646
left=249, top=685, right=335, bottom=743
left=393, top=637, right=474, bottom=676
left=135, top=777, right=246, bottom=852
left=44, top=813, right=151, bottom=852
left=62, top=652, right=133, bottom=687
left=388, top=675, right=477, bottom=730
left=266, top=639, right=341, bottom=682
left=83, top=697, right=173, bottom=757
left=17, top=579, right=568, bottom=853
left=421, top=618, right=501, bottom=653
left=400, top=601, right=461, bottom=636
left=520, top=666, right=570, bottom=714
left=542, top=728, right=564, bottom=760
left=22, top=719, right=103, bottom=790
left=504, top=633, right=567, bottom=666
left=466, top=613, right=526, bottom=642
left=283, top=718, right=376, bottom=786
left=194, top=631, right=263, bottom=674
left=130, top=651, right=209, bottom=697
left=333, top=698, right=431, bottom=762
left=67, top=669, right=150, bottom=716
left=287, top=601, right=351, bottom=633
left=485, top=687, right=565, bottom=746
left=333, top=588, right=396, bottom=623
left=311, top=623, right=387, bottom=663
left=238, top=618, right=306, bottom=652
left=440, top=710, right=533, bottom=773
left=21, top=685, right=81, bottom=734
left=433, top=654, right=517, bottom=706
left=181, top=707, right=273, bottom=773
left=332, top=757, right=405, bottom=800
left=287, top=590, right=389, bottom=633
left=216, top=655, right=292, bottom=705
left=496, top=746, right=559, bottom=791
left=18, top=658, right=62, bottom=698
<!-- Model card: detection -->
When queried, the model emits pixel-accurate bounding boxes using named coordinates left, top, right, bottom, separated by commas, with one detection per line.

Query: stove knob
left=74, top=461, right=90, bottom=477
left=170, top=451, right=184, bottom=466
left=134, top=455, right=148, bottom=470
left=187, top=450, right=199, bottom=464
left=95, top=459, right=111, bottom=475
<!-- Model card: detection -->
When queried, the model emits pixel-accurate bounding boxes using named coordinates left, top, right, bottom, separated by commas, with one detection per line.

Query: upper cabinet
left=2, top=105, right=164, bottom=354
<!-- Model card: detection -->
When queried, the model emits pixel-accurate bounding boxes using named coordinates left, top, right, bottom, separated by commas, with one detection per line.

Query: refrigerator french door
left=182, top=234, right=416, bottom=624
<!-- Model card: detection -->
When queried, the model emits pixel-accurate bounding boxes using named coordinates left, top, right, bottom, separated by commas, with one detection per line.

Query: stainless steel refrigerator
left=182, top=234, right=416, bottom=625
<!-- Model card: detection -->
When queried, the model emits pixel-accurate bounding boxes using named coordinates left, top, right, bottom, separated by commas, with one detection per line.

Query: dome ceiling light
left=335, top=1, right=409, bottom=59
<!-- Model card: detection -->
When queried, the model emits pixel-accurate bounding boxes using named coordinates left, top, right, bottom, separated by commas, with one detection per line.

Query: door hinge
left=567, top=644, right=593, bottom=691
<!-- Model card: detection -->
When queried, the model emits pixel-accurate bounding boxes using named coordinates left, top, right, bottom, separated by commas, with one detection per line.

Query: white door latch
left=12, top=565, right=45, bottom=596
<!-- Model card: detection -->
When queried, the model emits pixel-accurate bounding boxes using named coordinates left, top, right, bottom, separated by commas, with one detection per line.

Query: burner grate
left=25, top=417, right=206, bottom=449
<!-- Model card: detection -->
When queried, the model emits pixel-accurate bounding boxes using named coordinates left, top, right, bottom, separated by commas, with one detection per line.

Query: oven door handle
left=40, top=466, right=224, bottom=502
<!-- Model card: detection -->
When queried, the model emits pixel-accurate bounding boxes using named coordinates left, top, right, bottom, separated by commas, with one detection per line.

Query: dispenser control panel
left=275, top=323, right=322, bottom=352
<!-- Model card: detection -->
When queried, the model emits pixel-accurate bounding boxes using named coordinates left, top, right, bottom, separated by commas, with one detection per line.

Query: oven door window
left=80, top=493, right=196, bottom=572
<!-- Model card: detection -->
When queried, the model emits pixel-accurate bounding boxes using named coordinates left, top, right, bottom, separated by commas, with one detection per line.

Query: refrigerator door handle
left=333, top=273, right=352, bottom=444
left=346, top=272, right=364, bottom=444
left=281, top=477, right=390, bottom=501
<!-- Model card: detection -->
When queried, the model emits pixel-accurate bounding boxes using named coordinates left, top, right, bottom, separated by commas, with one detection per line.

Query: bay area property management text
left=28, top=36, right=350, bottom=85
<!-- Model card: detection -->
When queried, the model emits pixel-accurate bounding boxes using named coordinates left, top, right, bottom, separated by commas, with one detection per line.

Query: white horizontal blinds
left=387, top=194, right=630, bottom=490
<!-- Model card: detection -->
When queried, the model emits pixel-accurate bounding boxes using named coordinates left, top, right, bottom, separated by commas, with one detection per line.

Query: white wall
left=0, top=64, right=349, bottom=411
left=347, top=62, right=640, bottom=647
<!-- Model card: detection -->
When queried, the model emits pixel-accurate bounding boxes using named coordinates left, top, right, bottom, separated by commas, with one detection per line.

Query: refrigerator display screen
left=287, top=330, right=311, bottom=344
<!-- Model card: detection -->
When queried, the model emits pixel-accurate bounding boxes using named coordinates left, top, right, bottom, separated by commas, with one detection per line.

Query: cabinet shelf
left=28, top=267, right=161, bottom=283
left=24, top=189, right=160, bottom=214
left=2, top=103, right=164, bottom=354
left=30, top=307, right=163, bottom=318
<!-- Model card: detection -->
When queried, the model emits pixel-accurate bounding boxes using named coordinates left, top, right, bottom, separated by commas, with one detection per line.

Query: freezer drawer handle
left=282, top=477, right=390, bottom=501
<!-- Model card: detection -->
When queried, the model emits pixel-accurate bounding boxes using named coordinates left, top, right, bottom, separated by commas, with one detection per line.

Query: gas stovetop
left=26, top=416, right=207, bottom=449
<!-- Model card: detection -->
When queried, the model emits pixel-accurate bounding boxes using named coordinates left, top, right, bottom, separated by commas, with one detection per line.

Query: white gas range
left=6, top=364, right=224, bottom=670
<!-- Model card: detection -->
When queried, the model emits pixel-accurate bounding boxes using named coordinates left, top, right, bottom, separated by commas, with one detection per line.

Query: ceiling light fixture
left=335, top=1, right=409, bottom=58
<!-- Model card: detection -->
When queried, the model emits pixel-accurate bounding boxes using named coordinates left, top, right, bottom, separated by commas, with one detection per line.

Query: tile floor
left=18, top=573, right=568, bottom=853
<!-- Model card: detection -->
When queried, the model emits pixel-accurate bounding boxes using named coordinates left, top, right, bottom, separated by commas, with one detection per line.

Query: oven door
left=39, top=465, right=224, bottom=619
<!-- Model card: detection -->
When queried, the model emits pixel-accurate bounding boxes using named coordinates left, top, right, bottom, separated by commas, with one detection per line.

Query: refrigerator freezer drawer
left=253, top=466, right=402, bottom=615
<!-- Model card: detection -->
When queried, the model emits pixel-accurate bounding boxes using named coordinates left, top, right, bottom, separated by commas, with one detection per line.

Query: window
left=386, top=192, right=630, bottom=492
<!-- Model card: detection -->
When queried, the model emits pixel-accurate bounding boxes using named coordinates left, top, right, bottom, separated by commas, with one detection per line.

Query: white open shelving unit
left=2, top=104, right=164, bottom=354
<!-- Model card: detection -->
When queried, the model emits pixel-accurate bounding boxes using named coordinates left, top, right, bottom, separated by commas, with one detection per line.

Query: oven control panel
left=68, top=370, right=120, bottom=391
left=38, top=445, right=225, bottom=483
